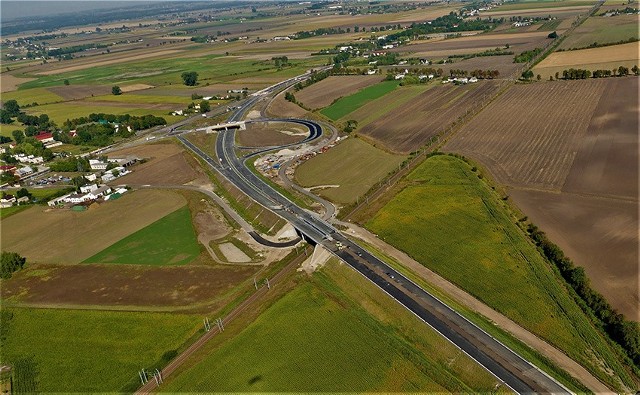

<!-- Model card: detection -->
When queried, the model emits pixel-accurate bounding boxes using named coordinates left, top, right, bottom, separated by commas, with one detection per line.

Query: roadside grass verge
left=161, top=261, right=502, bottom=392
left=320, top=80, right=399, bottom=120
left=83, top=205, right=200, bottom=265
left=366, top=154, right=635, bottom=391
left=0, top=308, right=200, bottom=393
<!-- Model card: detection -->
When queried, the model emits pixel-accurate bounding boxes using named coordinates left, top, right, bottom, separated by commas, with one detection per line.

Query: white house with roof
left=89, top=159, right=108, bottom=170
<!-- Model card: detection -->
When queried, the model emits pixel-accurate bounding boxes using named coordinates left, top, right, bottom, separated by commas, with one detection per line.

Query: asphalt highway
left=177, top=73, right=572, bottom=394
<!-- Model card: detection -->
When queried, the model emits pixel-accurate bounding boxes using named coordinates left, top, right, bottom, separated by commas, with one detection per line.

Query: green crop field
left=1, top=88, right=64, bottom=106
left=0, top=124, right=23, bottom=138
left=559, top=15, right=639, bottom=49
left=0, top=308, right=200, bottom=393
left=84, top=206, right=200, bottom=265
left=295, top=137, right=405, bottom=204
left=320, top=80, right=399, bottom=120
left=366, top=154, right=635, bottom=391
left=0, top=206, right=29, bottom=219
left=162, top=261, right=502, bottom=392
left=492, top=0, right=594, bottom=11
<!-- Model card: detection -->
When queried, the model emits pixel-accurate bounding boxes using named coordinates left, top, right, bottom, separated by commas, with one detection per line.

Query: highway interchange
left=174, top=73, right=571, bottom=394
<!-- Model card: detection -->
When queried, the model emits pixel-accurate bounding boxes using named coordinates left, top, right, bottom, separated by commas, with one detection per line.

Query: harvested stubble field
left=110, top=143, right=204, bottom=186
left=444, top=78, right=638, bottom=319
left=295, top=75, right=383, bottom=109
left=1, top=307, right=200, bottom=393
left=366, top=155, right=636, bottom=391
left=47, top=84, right=113, bottom=100
left=2, top=263, right=259, bottom=309
left=295, top=137, right=405, bottom=204
left=0, top=189, right=186, bottom=264
left=161, top=261, right=502, bottom=393
left=360, top=80, right=501, bottom=154
left=558, top=14, right=640, bottom=50
left=533, top=41, right=640, bottom=79
left=237, top=121, right=308, bottom=147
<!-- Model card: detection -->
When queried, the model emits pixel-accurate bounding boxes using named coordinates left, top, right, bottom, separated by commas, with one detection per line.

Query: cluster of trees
left=181, top=71, right=199, bottom=86
left=513, top=47, right=543, bottom=63
left=382, top=14, right=501, bottom=44
left=293, top=69, right=332, bottom=91
left=294, top=27, right=351, bottom=39
left=527, top=224, right=640, bottom=366
left=54, top=113, right=165, bottom=146
left=61, top=113, right=166, bottom=131
left=2, top=136, right=54, bottom=161
left=0, top=100, right=23, bottom=124
left=190, top=35, right=216, bottom=43
left=48, top=156, right=90, bottom=172
left=1, top=252, right=26, bottom=279
left=47, top=43, right=109, bottom=57
left=272, top=56, right=289, bottom=68
left=555, top=65, right=639, bottom=80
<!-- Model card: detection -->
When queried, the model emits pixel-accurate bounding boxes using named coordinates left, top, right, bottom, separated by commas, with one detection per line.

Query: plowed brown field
left=360, top=80, right=501, bottom=153
left=444, top=78, right=639, bottom=319
left=295, top=75, right=383, bottom=109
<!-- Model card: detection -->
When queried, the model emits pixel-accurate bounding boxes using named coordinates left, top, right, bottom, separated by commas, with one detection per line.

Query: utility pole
left=254, top=277, right=259, bottom=290
left=204, top=317, right=211, bottom=332
left=265, top=278, right=271, bottom=290
left=216, top=318, right=225, bottom=332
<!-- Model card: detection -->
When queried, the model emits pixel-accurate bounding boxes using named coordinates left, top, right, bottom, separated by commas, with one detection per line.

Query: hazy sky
left=1, top=1, right=162, bottom=22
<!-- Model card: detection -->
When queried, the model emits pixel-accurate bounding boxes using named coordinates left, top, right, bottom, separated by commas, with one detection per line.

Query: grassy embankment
left=366, top=154, right=636, bottom=391
left=161, top=260, right=505, bottom=393
left=84, top=206, right=200, bottom=265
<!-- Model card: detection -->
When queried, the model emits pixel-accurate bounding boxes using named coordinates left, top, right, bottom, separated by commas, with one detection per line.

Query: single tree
left=3, top=100, right=20, bottom=117
left=112, top=85, right=122, bottom=95
left=63, top=79, right=70, bottom=85
left=0, top=251, right=26, bottom=279
left=0, top=109, right=13, bottom=124
left=199, top=100, right=211, bottom=113
left=181, top=71, right=199, bottom=86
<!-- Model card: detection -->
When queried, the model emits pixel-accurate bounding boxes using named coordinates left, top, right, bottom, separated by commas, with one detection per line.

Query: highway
left=175, top=73, right=572, bottom=394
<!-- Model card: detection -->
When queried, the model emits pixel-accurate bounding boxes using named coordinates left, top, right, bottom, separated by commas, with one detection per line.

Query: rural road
left=172, top=76, right=572, bottom=394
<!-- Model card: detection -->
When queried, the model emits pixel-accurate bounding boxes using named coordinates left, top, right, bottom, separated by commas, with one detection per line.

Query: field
left=444, top=78, right=638, bottom=318
left=320, top=80, right=399, bottom=120
left=0, top=307, right=200, bottom=393
left=533, top=41, right=639, bottom=79
left=84, top=206, right=200, bottom=265
left=109, top=143, right=204, bottom=186
left=0, top=189, right=187, bottom=264
left=265, top=92, right=309, bottom=118
left=294, top=75, right=383, bottom=109
left=295, top=137, right=405, bottom=204
left=1, top=263, right=259, bottom=309
left=366, top=154, right=635, bottom=390
left=559, top=14, right=640, bottom=50
left=237, top=121, right=308, bottom=147
left=359, top=80, right=501, bottom=154
left=345, top=84, right=430, bottom=128
left=161, top=261, right=503, bottom=392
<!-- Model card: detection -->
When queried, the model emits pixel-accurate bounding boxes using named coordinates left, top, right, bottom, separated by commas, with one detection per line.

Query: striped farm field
left=359, top=80, right=501, bottom=154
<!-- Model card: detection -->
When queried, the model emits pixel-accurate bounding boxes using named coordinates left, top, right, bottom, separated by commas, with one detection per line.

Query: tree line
left=557, top=65, right=638, bottom=80
left=527, top=224, right=640, bottom=367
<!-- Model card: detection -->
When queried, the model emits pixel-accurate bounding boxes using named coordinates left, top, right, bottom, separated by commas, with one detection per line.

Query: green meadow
left=84, top=206, right=200, bottom=265
left=366, top=154, right=635, bottom=391
left=320, top=80, right=399, bottom=120
left=0, top=308, right=200, bottom=393
left=162, top=262, right=502, bottom=392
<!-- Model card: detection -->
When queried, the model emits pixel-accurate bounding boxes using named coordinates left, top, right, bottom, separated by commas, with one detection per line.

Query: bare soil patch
left=120, top=83, right=155, bottom=93
left=218, top=243, right=251, bottom=263
left=360, top=80, right=500, bottom=153
left=394, top=31, right=549, bottom=55
left=509, top=189, right=638, bottom=319
left=237, top=121, right=307, bottom=147
left=48, top=84, right=112, bottom=100
left=0, top=73, right=35, bottom=92
left=295, top=75, right=383, bottom=109
left=0, top=189, right=186, bottom=264
left=2, top=263, right=258, bottom=309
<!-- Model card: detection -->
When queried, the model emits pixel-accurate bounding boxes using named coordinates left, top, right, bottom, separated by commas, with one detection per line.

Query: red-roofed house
left=35, top=132, right=54, bottom=143
left=0, top=165, right=17, bottom=174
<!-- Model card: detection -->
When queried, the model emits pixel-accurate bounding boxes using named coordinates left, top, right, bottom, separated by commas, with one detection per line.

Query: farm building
left=89, top=160, right=108, bottom=170
left=34, top=132, right=54, bottom=144
left=0, top=195, right=16, bottom=208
